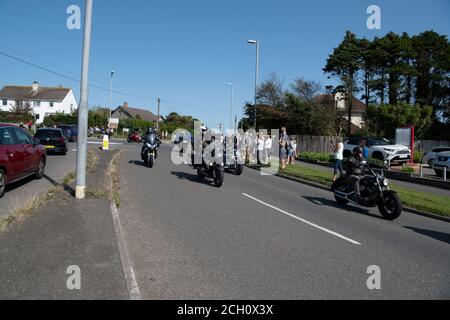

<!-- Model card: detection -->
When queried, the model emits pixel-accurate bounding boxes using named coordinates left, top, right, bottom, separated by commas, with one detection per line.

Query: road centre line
left=242, top=193, right=362, bottom=246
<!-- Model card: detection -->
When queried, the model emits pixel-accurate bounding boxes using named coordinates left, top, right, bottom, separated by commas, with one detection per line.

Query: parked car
left=0, top=124, right=46, bottom=198
left=344, top=136, right=411, bottom=165
left=433, top=151, right=450, bottom=178
left=35, top=128, right=68, bottom=155
left=422, top=147, right=450, bottom=168
left=57, top=125, right=78, bottom=142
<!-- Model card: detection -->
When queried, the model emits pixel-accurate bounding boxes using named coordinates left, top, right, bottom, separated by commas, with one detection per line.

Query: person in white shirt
left=257, top=134, right=265, bottom=165
left=289, top=139, right=297, bottom=164
left=265, top=135, right=273, bottom=164
left=331, top=137, right=344, bottom=181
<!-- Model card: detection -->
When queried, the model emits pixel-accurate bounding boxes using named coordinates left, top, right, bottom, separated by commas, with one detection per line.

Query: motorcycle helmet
left=352, top=147, right=364, bottom=160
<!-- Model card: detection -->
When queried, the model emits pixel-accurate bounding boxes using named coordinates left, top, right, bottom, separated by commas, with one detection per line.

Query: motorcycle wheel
left=213, top=167, right=224, bottom=188
left=127, top=137, right=132, bottom=143
left=197, top=168, right=205, bottom=181
left=378, top=191, right=402, bottom=221
left=332, top=180, right=349, bottom=205
left=148, top=154, right=154, bottom=168
left=235, top=164, right=244, bottom=176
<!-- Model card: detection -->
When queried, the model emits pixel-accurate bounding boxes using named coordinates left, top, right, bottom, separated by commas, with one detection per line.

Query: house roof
left=113, top=105, right=161, bottom=122
left=0, top=85, right=71, bottom=102
left=314, top=94, right=366, bottom=113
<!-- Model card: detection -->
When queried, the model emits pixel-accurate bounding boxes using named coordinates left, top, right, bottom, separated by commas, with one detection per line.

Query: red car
left=0, top=124, right=47, bottom=198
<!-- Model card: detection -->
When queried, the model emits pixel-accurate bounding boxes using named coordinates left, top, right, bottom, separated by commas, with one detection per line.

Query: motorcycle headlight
left=382, top=178, right=390, bottom=187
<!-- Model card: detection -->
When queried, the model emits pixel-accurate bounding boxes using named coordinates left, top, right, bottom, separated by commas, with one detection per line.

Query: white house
left=0, top=82, right=78, bottom=124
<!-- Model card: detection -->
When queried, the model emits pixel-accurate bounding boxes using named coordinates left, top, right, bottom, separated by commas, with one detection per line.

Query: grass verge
left=110, top=151, right=122, bottom=208
left=250, top=162, right=450, bottom=217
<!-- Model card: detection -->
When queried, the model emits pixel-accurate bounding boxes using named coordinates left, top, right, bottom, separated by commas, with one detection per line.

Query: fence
left=292, top=135, right=335, bottom=154
left=415, top=140, right=450, bottom=153
left=291, top=136, right=450, bottom=154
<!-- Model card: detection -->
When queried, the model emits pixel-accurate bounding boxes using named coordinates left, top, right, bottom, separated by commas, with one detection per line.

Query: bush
left=401, top=166, right=415, bottom=174
left=413, top=151, right=424, bottom=164
left=0, top=111, right=33, bottom=124
left=297, top=152, right=334, bottom=163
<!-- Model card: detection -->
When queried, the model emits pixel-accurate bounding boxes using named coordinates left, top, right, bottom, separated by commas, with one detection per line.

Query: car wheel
left=35, top=158, right=45, bottom=179
left=0, top=169, right=6, bottom=198
left=428, top=159, right=434, bottom=168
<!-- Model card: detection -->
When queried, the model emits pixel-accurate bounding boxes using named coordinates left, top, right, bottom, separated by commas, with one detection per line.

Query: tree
left=323, top=31, right=362, bottom=134
left=290, top=77, right=322, bottom=103
left=10, top=100, right=33, bottom=114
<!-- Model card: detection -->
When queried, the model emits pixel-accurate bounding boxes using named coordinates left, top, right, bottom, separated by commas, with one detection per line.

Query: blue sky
left=1, top=0, right=449, bottom=128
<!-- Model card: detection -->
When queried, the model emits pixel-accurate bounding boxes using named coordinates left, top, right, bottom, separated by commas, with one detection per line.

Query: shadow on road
left=171, top=171, right=202, bottom=183
left=128, top=160, right=148, bottom=168
left=302, top=196, right=383, bottom=220
left=404, top=227, right=450, bottom=245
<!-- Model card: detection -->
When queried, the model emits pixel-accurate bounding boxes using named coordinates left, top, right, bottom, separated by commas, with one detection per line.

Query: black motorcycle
left=331, top=161, right=402, bottom=220
left=141, top=134, right=159, bottom=168
left=223, top=140, right=244, bottom=176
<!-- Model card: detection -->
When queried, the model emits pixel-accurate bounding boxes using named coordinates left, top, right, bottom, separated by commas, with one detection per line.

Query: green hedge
left=0, top=111, right=33, bottom=124
left=297, top=152, right=334, bottom=163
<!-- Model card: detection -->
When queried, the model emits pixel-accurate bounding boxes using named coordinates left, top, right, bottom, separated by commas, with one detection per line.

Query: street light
left=247, top=39, right=259, bottom=129
left=109, top=71, right=114, bottom=124
left=227, top=82, right=233, bottom=133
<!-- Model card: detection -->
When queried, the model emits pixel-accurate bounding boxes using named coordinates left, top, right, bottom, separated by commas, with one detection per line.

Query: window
left=49, top=101, right=54, bottom=107
left=35, top=114, right=40, bottom=120
left=14, top=128, right=33, bottom=145
left=35, top=100, right=41, bottom=107
left=0, top=127, right=16, bottom=145
left=2, top=99, right=7, bottom=106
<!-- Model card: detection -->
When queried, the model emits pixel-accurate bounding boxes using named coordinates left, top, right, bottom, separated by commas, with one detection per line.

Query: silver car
left=422, top=147, right=450, bottom=168
left=433, top=151, right=450, bottom=178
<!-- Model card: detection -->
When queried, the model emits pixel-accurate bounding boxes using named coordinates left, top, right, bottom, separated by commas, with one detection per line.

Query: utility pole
left=76, top=0, right=94, bottom=200
left=109, top=71, right=114, bottom=124
left=156, top=98, right=161, bottom=132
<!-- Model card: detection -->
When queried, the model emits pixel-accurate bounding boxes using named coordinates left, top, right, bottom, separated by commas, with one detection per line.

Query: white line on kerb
left=242, top=193, right=361, bottom=246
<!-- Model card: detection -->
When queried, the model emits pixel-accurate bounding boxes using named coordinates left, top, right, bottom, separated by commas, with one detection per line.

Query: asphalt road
left=116, top=143, right=450, bottom=299
left=0, top=142, right=78, bottom=221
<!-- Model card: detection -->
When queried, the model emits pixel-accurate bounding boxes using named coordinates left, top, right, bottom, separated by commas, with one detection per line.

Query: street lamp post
left=247, top=39, right=259, bottom=129
left=76, top=0, right=94, bottom=200
left=109, top=71, right=114, bottom=124
left=227, top=82, right=233, bottom=133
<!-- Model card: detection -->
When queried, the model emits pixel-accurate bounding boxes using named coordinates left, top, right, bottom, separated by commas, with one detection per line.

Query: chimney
left=124, top=102, right=129, bottom=108
left=32, top=81, right=39, bottom=93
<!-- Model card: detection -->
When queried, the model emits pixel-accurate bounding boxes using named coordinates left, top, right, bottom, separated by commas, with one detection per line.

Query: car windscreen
left=371, top=138, right=391, bottom=146
left=36, top=130, right=63, bottom=138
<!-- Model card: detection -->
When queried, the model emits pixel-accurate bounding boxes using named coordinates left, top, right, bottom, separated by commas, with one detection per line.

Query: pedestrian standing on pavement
left=290, top=139, right=297, bottom=164
left=265, top=135, right=273, bottom=165
left=279, top=127, right=290, bottom=170
left=257, top=134, right=264, bottom=165
left=331, top=137, right=344, bottom=182
left=360, top=139, right=369, bottom=160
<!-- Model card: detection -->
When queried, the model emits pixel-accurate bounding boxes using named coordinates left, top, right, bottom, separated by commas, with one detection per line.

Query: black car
left=35, top=128, right=68, bottom=155
left=57, top=125, right=78, bottom=142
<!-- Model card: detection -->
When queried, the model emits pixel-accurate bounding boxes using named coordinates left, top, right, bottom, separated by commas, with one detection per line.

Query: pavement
left=116, top=143, right=450, bottom=299
left=0, top=149, right=129, bottom=300
left=0, top=141, right=448, bottom=300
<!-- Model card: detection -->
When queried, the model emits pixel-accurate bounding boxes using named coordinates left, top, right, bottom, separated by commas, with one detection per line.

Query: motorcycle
left=127, top=131, right=142, bottom=143
left=193, top=144, right=224, bottom=187
left=141, top=134, right=159, bottom=168
left=223, top=140, right=244, bottom=176
left=331, top=161, right=402, bottom=221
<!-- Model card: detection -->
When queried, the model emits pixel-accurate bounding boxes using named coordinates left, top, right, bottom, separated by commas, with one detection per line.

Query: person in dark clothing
left=346, top=147, right=365, bottom=200
left=141, top=128, right=161, bottom=160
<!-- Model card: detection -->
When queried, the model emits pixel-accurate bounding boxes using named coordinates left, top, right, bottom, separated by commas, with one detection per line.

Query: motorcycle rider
left=141, top=127, right=160, bottom=160
left=346, top=147, right=365, bottom=201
